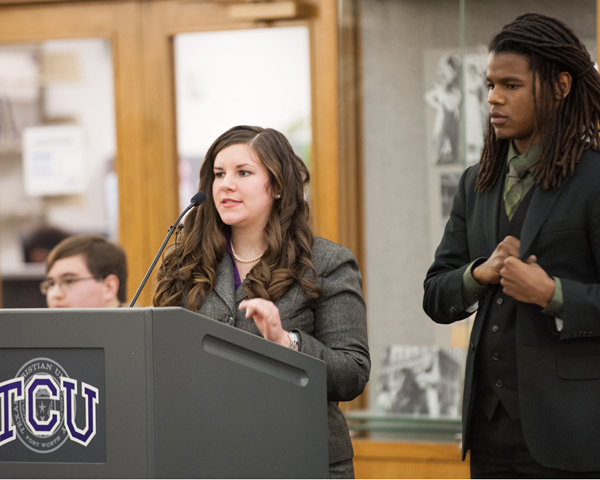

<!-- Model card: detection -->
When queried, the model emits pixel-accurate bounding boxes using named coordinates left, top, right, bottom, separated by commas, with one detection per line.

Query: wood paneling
left=338, top=0, right=363, bottom=264
left=112, top=2, right=154, bottom=307
left=308, top=0, right=339, bottom=242
left=352, top=439, right=470, bottom=479
left=337, top=0, right=366, bottom=412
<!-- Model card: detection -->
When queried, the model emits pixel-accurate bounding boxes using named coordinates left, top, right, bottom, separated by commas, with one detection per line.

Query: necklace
left=230, top=238, right=264, bottom=263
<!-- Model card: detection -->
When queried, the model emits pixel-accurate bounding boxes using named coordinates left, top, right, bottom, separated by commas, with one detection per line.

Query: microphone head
left=190, top=191, right=207, bottom=206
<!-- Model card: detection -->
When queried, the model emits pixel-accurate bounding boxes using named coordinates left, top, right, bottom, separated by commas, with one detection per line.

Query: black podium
left=0, top=308, right=328, bottom=478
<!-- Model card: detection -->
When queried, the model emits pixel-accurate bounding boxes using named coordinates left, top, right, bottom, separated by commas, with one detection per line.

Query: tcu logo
left=0, top=358, right=99, bottom=453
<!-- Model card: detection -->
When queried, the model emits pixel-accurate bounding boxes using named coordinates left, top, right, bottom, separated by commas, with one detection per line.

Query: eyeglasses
left=39, top=277, right=100, bottom=295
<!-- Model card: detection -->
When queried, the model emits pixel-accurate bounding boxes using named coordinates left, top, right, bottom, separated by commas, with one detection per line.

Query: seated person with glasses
left=41, top=234, right=128, bottom=308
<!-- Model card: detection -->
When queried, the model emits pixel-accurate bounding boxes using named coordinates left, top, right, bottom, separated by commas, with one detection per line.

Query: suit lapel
left=483, top=167, right=505, bottom=251
left=213, top=256, right=237, bottom=314
left=520, top=176, right=571, bottom=260
left=235, top=283, right=248, bottom=303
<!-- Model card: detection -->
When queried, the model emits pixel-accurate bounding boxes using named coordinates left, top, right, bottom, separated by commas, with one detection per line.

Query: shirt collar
left=507, top=141, right=540, bottom=170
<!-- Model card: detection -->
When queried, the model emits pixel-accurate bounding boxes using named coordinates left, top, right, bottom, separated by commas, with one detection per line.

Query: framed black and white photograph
left=375, top=345, right=464, bottom=418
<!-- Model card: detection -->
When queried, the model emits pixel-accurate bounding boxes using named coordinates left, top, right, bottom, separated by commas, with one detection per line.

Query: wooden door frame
left=139, top=0, right=364, bottom=303
left=0, top=0, right=153, bottom=306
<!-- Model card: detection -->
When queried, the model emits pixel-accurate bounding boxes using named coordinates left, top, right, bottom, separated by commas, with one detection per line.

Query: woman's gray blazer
left=192, top=236, right=370, bottom=469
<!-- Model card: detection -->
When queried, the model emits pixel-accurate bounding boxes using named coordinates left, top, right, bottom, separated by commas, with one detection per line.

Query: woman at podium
left=153, top=125, right=370, bottom=478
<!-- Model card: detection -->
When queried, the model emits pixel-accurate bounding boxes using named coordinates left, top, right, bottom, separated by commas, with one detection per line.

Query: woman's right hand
left=239, top=298, right=296, bottom=350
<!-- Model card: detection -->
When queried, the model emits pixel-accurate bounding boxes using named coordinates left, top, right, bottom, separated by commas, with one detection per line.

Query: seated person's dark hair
left=23, top=226, right=71, bottom=263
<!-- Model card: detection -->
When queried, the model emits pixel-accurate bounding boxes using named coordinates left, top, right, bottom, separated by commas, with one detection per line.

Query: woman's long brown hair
left=153, top=125, right=321, bottom=311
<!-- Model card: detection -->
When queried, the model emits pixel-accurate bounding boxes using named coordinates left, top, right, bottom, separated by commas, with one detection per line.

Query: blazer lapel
left=235, top=283, right=248, bottom=303
left=213, top=256, right=237, bottom=314
left=520, top=176, right=571, bottom=260
left=483, top=167, right=505, bottom=251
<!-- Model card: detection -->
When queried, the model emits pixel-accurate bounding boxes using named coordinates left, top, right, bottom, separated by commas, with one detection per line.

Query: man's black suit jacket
left=424, top=149, right=600, bottom=472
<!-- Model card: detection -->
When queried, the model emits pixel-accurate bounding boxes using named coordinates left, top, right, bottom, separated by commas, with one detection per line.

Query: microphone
left=129, top=191, right=206, bottom=307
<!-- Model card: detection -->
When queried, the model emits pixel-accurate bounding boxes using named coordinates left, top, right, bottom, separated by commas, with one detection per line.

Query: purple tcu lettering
left=0, top=378, right=24, bottom=446
left=61, top=378, right=99, bottom=446
left=26, top=374, right=61, bottom=437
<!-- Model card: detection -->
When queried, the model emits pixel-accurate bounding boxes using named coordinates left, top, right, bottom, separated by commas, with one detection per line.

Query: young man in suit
left=42, top=234, right=128, bottom=308
left=424, top=13, right=600, bottom=478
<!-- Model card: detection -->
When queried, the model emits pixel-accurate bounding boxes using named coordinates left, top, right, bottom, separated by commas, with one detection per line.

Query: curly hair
left=476, top=13, right=600, bottom=191
left=153, top=125, right=321, bottom=311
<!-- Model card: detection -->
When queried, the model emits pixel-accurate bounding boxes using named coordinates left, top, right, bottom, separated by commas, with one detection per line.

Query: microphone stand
left=129, top=193, right=205, bottom=307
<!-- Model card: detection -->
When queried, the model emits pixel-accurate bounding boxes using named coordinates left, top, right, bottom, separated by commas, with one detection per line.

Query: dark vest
left=475, top=187, right=535, bottom=421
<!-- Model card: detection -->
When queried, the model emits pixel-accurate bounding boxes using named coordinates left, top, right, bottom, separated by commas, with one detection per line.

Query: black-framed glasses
left=39, top=277, right=100, bottom=295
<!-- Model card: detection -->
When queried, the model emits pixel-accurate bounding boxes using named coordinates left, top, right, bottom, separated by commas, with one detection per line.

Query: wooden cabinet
left=353, top=439, right=470, bottom=479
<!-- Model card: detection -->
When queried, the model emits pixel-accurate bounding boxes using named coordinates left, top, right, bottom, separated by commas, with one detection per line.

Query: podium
left=0, top=307, right=328, bottom=478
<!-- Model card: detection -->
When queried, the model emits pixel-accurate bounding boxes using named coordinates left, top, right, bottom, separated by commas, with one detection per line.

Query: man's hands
left=473, top=236, right=520, bottom=286
left=500, top=255, right=555, bottom=307
left=473, top=236, right=555, bottom=308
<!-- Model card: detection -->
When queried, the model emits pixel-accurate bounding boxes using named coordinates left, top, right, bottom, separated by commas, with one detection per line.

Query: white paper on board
left=22, top=125, right=85, bottom=196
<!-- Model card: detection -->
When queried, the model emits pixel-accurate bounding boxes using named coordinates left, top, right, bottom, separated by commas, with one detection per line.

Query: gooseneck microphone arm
left=129, top=191, right=206, bottom=307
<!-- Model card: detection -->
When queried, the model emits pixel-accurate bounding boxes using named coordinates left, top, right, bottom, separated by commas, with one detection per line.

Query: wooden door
left=138, top=0, right=355, bottom=271
left=0, top=0, right=155, bottom=306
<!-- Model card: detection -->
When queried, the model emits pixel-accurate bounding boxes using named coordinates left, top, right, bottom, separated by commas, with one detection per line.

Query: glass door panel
left=174, top=27, right=312, bottom=209
left=0, top=38, right=117, bottom=307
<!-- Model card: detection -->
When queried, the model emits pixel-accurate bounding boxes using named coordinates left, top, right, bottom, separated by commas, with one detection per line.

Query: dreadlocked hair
left=153, top=125, right=321, bottom=312
left=476, top=12, right=600, bottom=191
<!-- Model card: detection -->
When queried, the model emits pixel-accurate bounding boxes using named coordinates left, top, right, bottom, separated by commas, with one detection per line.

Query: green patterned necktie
left=504, top=158, right=529, bottom=221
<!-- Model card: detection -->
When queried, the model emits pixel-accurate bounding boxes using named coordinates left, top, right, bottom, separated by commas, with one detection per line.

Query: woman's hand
left=239, top=299, right=293, bottom=349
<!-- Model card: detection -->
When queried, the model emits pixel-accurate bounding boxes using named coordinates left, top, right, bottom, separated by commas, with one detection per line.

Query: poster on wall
left=440, top=172, right=462, bottom=229
left=22, top=125, right=85, bottom=196
left=424, top=49, right=488, bottom=168
left=425, top=49, right=489, bottom=249
left=424, top=52, right=462, bottom=166
left=374, top=345, right=464, bottom=418
left=464, top=52, right=489, bottom=166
